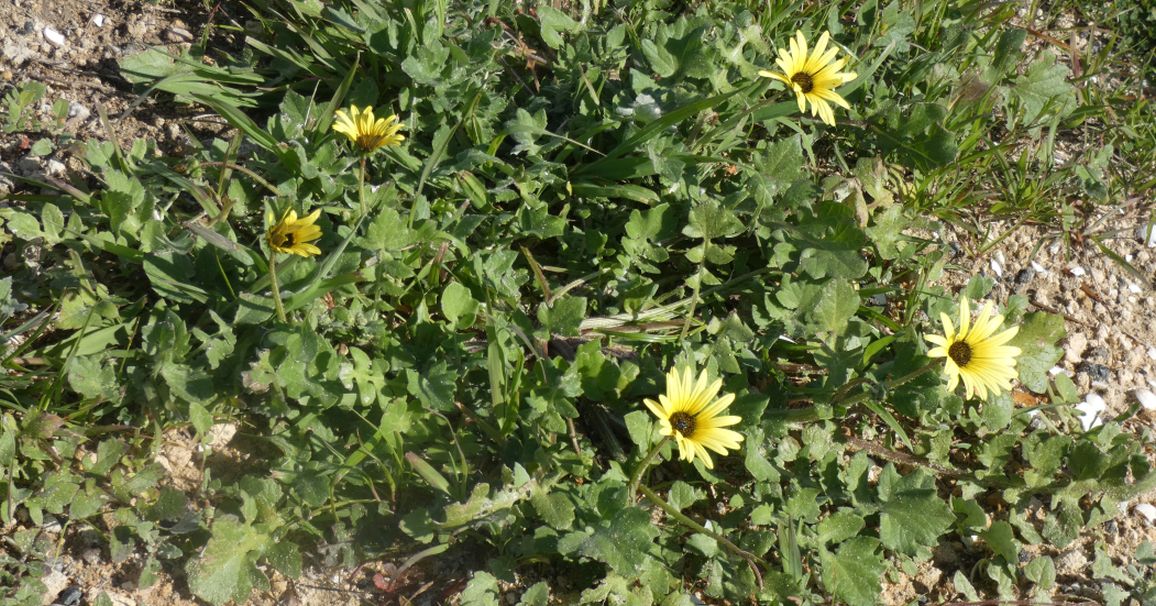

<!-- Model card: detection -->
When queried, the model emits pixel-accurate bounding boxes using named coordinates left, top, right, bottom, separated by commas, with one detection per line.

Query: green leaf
left=442, top=281, right=479, bottom=328
left=880, top=479, right=953, bottom=556
left=538, top=296, right=587, bottom=337
left=1010, top=312, right=1066, bottom=393
left=818, top=511, right=866, bottom=545
left=641, top=39, right=678, bottom=78
left=537, top=6, right=579, bottom=49
left=517, top=581, right=550, bottom=606
left=461, top=571, right=501, bottom=606
left=808, top=279, right=860, bottom=336
left=564, top=507, right=659, bottom=577
left=1024, top=556, right=1056, bottom=590
left=983, top=521, right=1018, bottom=562
left=531, top=488, right=575, bottom=530
left=1010, top=52, right=1076, bottom=124
left=685, top=200, right=744, bottom=241
left=185, top=515, right=270, bottom=605
left=820, top=538, right=886, bottom=606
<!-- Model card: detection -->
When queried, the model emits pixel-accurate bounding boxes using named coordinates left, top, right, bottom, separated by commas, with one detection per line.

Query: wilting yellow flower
left=759, top=30, right=858, bottom=126
left=643, top=367, right=744, bottom=469
left=267, top=209, right=322, bottom=257
left=332, top=105, right=405, bottom=153
left=925, top=297, right=1022, bottom=400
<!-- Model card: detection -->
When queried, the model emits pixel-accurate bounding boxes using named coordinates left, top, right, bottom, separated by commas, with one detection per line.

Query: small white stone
left=1075, top=393, right=1107, bottom=431
left=1069, top=266, right=1086, bottom=277
left=990, top=258, right=1004, bottom=278
left=1049, top=366, right=1069, bottom=376
left=42, top=26, right=66, bottom=47
left=1135, top=503, right=1156, bottom=524
left=92, top=13, right=106, bottom=27
left=1030, top=260, right=1047, bottom=274
left=45, top=159, right=65, bottom=176
left=1128, top=281, right=1143, bottom=294
left=1148, top=347, right=1156, bottom=361
left=1138, top=224, right=1156, bottom=247
left=1136, top=389, right=1156, bottom=411
left=1126, top=253, right=1134, bottom=262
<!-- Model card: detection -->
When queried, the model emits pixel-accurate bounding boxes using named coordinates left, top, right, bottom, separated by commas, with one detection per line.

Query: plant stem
left=358, top=156, right=368, bottom=219
left=637, top=483, right=767, bottom=587
left=680, top=237, right=708, bottom=340
left=627, top=435, right=669, bottom=503
left=268, top=254, right=287, bottom=322
left=835, top=360, right=939, bottom=408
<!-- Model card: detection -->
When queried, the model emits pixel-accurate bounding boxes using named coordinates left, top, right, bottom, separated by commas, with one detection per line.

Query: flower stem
left=627, top=435, right=669, bottom=504
left=358, top=156, right=368, bottom=219
left=680, top=237, right=708, bottom=340
left=637, top=483, right=767, bottom=586
left=268, top=254, right=287, bottom=323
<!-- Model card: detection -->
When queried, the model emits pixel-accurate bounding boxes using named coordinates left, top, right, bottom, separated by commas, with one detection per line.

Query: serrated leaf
left=1011, top=53, right=1076, bottom=124
left=1010, top=312, right=1066, bottom=393
left=880, top=488, right=953, bottom=556
left=568, top=507, right=659, bottom=577
left=186, top=515, right=270, bottom=605
left=461, top=571, right=500, bottom=606
left=820, top=538, right=886, bottom=606
left=818, top=511, right=866, bottom=545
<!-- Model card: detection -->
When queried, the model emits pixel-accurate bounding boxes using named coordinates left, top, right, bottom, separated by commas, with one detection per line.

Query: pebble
left=1064, top=333, right=1088, bottom=364
left=1055, top=549, right=1088, bottom=576
left=1136, top=503, right=1156, bottom=524
left=165, top=26, right=195, bottom=43
left=1070, top=265, right=1086, bottom=277
left=1149, top=347, right=1156, bottom=361
left=41, top=569, right=70, bottom=602
left=42, top=26, right=66, bottom=47
left=92, top=14, right=106, bottom=28
left=990, top=258, right=1004, bottom=278
left=1030, top=260, right=1047, bottom=274
left=1136, top=389, right=1156, bottom=411
left=1014, top=267, right=1034, bottom=286
left=45, top=159, right=66, bottom=177
left=53, top=587, right=83, bottom=606
left=1075, top=393, right=1107, bottom=431
left=1076, top=361, right=1110, bottom=382
left=69, top=102, right=90, bottom=122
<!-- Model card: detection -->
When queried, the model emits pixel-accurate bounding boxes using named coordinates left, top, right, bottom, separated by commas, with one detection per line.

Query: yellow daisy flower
left=267, top=209, right=322, bottom=257
left=643, top=367, right=744, bottom=469
left=925, top=297, right=1022, bottom=400
left=332, top=104, right=405, bottom=153
left=758, top=30, right=858, bottom=126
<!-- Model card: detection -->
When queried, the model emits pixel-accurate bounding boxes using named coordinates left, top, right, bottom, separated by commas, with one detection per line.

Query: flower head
left=758, top=30, right=858, bottom=126
left=267, top=209, right=322, bottom=257
left=332, top=104, right=405, bottom=154
left=643, top=367, right=744, bottom=469
left=925, top=297, right=1022, bottom=400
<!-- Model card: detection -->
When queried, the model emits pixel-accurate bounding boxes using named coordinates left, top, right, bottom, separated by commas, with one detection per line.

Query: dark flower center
left=791, top=72, right=815, bottom=93
left=948, top=341, right=972, bottom=366
left=670, top=412, right=697, bottom=438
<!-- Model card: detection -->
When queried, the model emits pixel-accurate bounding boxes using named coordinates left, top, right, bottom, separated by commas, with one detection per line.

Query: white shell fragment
left=42, top=26, right=66, bottom=47
left=92, top=14, right=106, bottom=27
left=1030, top=260, right=1047, bottom=274
left=1075, top=393, right=1107, bottom=431
left=1138, top=224, right=1156, bottom=248
left=1069, top=266, right=1086, bottom=277
left=1136, top=389, right=1156, bottom=411
left=990, top=258, right=1004, bottom=278
left=1135, top=503, right=1156, bottom=524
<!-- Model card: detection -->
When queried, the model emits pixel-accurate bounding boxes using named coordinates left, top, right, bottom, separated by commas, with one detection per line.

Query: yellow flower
left=267, top=209, right=322, bottom=257
left=925, top=297, right=1022, bottom=400
left=332, top=104, right=405, bottom=153
left=758, top=30, right=858, bottom=126
left=643, top=367, right=744, bottom=469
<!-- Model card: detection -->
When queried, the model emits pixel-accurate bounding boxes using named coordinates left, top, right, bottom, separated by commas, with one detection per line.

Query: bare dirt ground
left=3, top=0, right=1155, bottom=605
